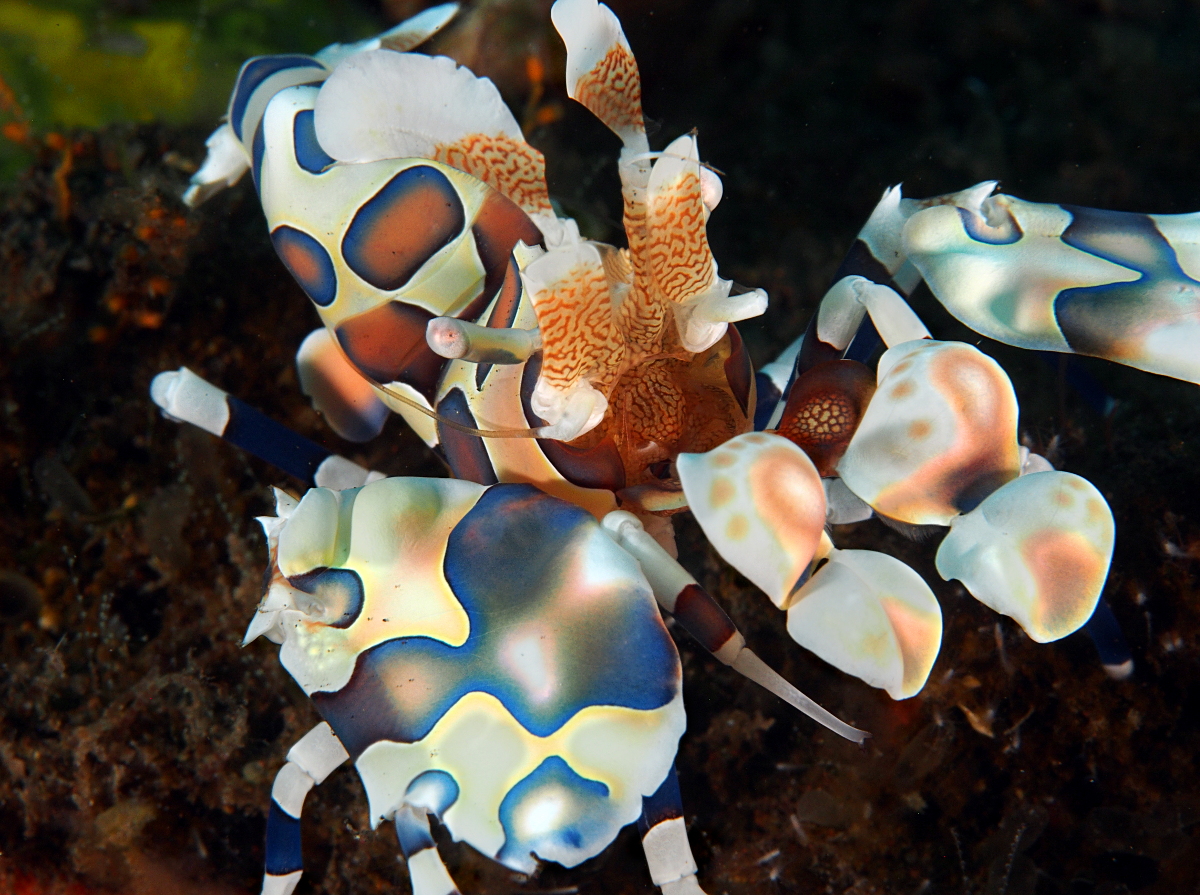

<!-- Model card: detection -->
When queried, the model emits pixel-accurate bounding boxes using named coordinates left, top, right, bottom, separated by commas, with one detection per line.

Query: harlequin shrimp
left=148, top=0, right=1197, bottom=891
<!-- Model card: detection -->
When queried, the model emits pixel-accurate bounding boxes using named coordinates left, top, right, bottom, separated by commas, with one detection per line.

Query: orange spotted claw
left=677, top=432, right=827, bottom=609
left=837, top=339, right=1022, bottom=526
left=936, top=471, right=1115, bottom=642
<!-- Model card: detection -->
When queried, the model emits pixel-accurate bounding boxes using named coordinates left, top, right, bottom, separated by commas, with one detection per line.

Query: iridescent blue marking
left=393, top=810, right=435, bottom=857
left=293, top=109, right=335, bottom=174
left=287, top=567, right=364, bottom=629
left=405, top=769, right=460, bottom=817
left=225, top=394, right=331, bottom=484
left=958, top=205, right=1022, bottom=245
left=1055, top=206, right=1200, bottom=355
left=251, top=121, right=266, bottom=194
left=230, top=55, right=324, bottom=140
left=311, top=484, right=679, bottom=755
left=495, top=756, right=616, bottom=871
left=341, top=165, right=465, bottom=292
left=264, top=800, right=303, bottom=875
left=271, top=225, right=338, bottom=307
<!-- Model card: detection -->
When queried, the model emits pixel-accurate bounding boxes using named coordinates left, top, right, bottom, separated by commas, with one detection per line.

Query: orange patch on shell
left=1021, top=528, right=1107, bottom=637
left=880, top=595, right=941, bottom=696
left=710, top=477, right=735, bottom=509
left=748, top=445, right=825, bottom=577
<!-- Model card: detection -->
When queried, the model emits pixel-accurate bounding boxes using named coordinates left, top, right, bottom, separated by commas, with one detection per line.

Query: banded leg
left=151, top=366, right=382, bottom=489
left=1085, top=599, right=1134, bottom=680
left=601, top=510, right=868, bottom=744
left=639, top=767, right=705, bottom=895
left=393, top=808, right=460, bottom=895
left=389, top=770, right=463, bottom=895
left=262, top=722, right=350, bottom=895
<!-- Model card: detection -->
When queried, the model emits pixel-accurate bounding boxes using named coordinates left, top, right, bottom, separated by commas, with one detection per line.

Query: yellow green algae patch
left=0, top=1, right=206, bottom=127
left=0, top=0, right=378, bottom=178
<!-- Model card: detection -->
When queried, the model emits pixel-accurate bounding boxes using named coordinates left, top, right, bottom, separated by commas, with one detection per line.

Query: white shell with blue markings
left=903, top=190, right=1200, bottom=384
left=252, top=477, right=685, bottom=873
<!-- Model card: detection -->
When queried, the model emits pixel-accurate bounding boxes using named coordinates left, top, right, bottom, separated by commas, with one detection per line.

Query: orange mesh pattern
left=435, top=134, right=553, bottom=216
left=647, top=168, right=714, bottom=304
left=618, top=361, right=685, bottom=469
left=592, top=336, right=749, bottom=487
left=574, top=45, right=644, bottom=137
left=600, top=245, right=632, bottom=286
left=618, top=190, right=668, bottom=353
left=531, top=257, right=625, bottom=397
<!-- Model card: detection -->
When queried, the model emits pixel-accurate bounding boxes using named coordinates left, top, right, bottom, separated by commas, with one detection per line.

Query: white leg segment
left=394, top=804, right=461, bottom=895
left=817, top=275, right=930, bottom=351
left=270, top=761, right=315, bottom=818
left=642, top=817, right=707, bottom=895
left=313, top=454, right=383, bottom=490
left=286, top=721, right=350, bottom=783
left=601, top=511, right=869, bottom=744
left=150, top=367, right=230, bottom=436
left=260, top=723, right=350, bottom=895
left=408, top=847, right=460, bottom=895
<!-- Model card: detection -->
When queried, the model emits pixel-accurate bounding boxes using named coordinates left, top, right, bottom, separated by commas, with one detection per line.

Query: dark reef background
left=2, top=0, right=1199, bottom=893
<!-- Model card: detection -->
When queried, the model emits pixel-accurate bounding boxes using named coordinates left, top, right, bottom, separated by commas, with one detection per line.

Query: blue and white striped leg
left=393, top=805, right=461, bottom=895
left=1085, top=598, right=1134, bottom=680
left=150, top=366, right=383, bottom=489
left=639, top=767, right=706, bottom=895
left=262, top=722, right=350, bottom=895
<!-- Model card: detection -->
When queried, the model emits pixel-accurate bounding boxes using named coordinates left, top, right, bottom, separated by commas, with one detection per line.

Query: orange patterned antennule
left=435, top=135, right=553, bottom=217
left=574, top=45, right=645, bottom=140
left=528, top=245, right=626, bottom=403
left=647, top=167, right=714, bottom=305
left=617, top=191, right=669, bottom=354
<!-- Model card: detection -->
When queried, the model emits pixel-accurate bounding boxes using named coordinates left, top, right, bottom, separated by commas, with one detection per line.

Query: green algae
left=0, top=0, right=378, bottom=179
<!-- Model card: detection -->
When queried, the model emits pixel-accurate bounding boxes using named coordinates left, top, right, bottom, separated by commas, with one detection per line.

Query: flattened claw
left=837, top=340, right=1021, bottom=526
left=903, top=192, right=1200, bottom=384
left=601, top=510, right=868, bottom=743
left=787, top=550, right=942, bottom=700
left=677, top=433, right=826, bottom=609
left=936, top=471, right=1115, bottom=642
